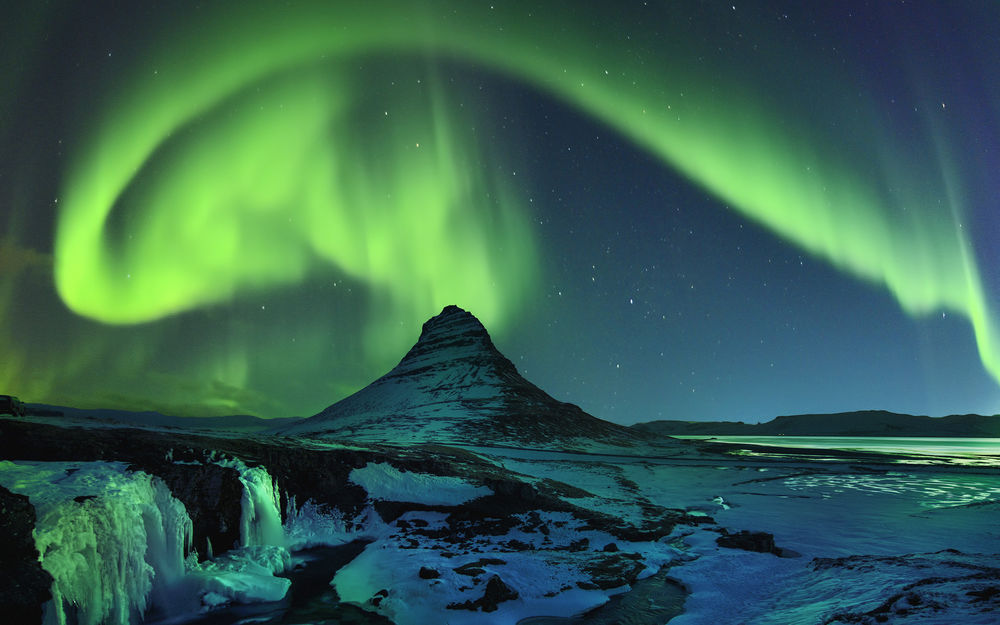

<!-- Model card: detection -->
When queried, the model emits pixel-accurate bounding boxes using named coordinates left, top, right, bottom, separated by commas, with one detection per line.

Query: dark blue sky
left=2, top=1, right=999, bottom=422
left=488, top=74, right=998, bottom=421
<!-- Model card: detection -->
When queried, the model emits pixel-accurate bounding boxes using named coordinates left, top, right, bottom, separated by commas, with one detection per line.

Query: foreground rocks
left=716, top=529, right=798, bottom=558
left=447, top=575, right=519, bottom=612
left=810, top=550, right=1000, bottom=623
left=0, top=486, right=53, bottom=624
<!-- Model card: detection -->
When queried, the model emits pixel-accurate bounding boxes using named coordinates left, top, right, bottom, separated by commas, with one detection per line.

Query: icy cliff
left=0, top=456, right=293, bottom=624
left=0, top=461, right=191, bottom=625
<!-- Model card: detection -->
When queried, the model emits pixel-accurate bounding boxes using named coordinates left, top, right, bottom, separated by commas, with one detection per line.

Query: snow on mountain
left=277, top=305, right=665, bottom=450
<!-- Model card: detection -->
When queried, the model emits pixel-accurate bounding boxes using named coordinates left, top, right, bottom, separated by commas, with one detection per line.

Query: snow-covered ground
left=2, top=429, right=997, bottom=625
left=489, top=450, right=1000, bottom=624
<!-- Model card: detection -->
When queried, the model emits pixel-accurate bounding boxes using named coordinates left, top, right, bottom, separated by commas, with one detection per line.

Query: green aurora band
left=51, top=2, right=1000, bottom=410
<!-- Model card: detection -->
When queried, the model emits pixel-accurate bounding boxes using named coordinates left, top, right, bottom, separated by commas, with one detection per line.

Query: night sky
left=2, top=1, right=1000, bottom=423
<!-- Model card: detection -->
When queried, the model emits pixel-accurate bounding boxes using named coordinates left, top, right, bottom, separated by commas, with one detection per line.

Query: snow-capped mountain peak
left=276, top=306, right=656, bottom=450
left=382, top=305, right=519, bottom=392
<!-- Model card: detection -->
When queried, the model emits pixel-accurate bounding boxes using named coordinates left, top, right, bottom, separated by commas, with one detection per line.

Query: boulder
left=716, top=529, right=780, bottom=555
left=447, top=575, right=519, bottom=612
left=419, top=566, right=440, bottom=579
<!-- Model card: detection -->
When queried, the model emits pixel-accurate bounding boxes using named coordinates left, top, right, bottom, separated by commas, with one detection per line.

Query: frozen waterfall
left=0, top=461, right=192, bottom=625
left=229, top=461, right=287, bottom=549
left=191, top=457, right=291, bottom=607
left=0, top=455, right=296, bottom=624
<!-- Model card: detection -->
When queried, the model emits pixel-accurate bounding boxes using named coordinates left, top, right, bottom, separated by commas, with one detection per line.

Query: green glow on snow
left=51, top=1, right=1000, bottom=407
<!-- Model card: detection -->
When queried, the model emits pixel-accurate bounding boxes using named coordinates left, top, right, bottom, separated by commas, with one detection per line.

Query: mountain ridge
left=632, top=410, right=1000, bottom=437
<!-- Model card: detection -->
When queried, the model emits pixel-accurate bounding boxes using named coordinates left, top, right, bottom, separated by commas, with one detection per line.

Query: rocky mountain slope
left=278, top=305, right=667, bottom=451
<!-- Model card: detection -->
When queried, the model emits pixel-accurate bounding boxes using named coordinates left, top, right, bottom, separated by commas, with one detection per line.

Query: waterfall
left=0, top=455, right=293, bottom=623
left=0, top=461, right=193, bottom=625
left=238, top=464, right=286, bottom=549
left=190, top=457, right=291, bottom=607
left=214, top=457, right=286, bottom=549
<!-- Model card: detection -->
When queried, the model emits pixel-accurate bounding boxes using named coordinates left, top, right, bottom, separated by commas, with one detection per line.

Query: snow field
left=331, top=506, right=678, bottom=625
left=575, top=458, right=1000, bottom=624
left=332, top=452, right=688, bottom=625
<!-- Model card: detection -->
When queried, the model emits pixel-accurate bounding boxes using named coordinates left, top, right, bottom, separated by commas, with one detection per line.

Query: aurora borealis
left=2, top=1, right=1000, bottom=421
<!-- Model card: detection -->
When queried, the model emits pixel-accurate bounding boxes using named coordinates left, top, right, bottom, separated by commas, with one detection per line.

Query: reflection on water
left=517, top=568, right=685, bottom=625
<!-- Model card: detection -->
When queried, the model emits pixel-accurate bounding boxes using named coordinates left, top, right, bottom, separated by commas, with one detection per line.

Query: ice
left=0, top=455, right=304, bottom=623
left=172, top=456, right=293, bottom=612
left=187, top=545, right=291, bottom=605
left=283, top=496, right=389, bottom=549
left=214, top=457, right=286, bottom=549
left=349, top=461, right=492, bottom=505
left=0, top=460, right=193, bottom=625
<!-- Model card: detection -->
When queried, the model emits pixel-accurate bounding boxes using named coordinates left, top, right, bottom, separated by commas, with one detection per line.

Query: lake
left=674, top=435, right=1000, bottom=464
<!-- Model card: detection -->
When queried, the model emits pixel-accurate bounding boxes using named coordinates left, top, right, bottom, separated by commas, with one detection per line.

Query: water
left=675, top=436, right=1000, bottom=464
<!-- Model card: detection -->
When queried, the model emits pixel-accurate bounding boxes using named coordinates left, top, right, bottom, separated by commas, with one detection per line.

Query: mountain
left=632, top=410, right=1000, bottom=437
left=276, top=305, right=663, bottom=450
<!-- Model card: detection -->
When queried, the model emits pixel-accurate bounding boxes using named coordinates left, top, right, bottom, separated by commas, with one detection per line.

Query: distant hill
left=632, top=410, right=1000, bottom=438
left=23, top=404, right=301, bottom=432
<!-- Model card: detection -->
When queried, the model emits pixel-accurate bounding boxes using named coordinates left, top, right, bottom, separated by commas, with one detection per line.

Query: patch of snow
left=332, top=534, right=614, bottom=625
left=329, top=499, right=683, bottom=625
left=349, top=462, right=492, bottom=505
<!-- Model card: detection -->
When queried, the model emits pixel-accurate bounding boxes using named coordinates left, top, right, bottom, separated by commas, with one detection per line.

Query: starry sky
left=2, top=1, right=1000, bottom=423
